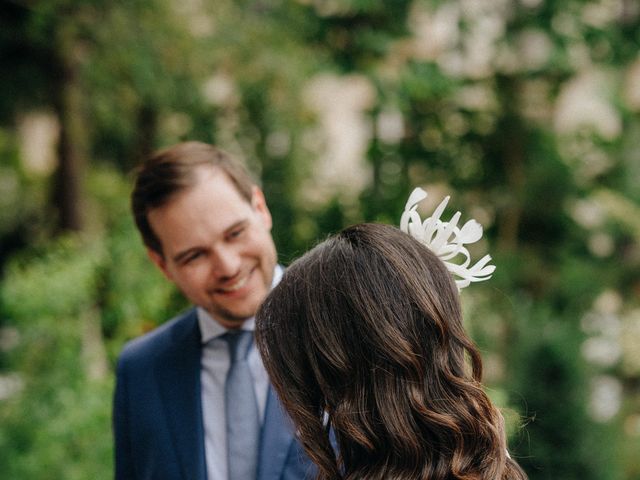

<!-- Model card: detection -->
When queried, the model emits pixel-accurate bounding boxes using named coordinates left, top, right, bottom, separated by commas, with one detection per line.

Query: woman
left=255, top=223, right=527, bottom=480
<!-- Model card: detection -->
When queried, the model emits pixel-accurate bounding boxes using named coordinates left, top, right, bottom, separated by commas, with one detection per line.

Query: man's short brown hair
left=131, top=141, right=256, bottom=255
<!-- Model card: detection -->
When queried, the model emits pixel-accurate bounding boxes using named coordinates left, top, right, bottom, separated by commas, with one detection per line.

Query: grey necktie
left=222, top=330, right=260, bottom=480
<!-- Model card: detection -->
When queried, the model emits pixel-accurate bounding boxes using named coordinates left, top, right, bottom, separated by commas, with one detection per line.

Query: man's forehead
left=191, top=164, right=225, bottom=186
left=152, top=179, right=252, bottom=232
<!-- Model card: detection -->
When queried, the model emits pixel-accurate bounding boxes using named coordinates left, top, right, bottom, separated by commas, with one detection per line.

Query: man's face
left=147, top=167, right=277, bottom=329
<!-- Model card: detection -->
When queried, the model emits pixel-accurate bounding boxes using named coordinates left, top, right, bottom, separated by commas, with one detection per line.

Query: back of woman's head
left=256, top=223, right=527, bottom=480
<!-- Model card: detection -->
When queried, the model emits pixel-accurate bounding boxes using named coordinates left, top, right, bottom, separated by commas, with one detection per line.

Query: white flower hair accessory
left=400, top=187, right=495, bottom=290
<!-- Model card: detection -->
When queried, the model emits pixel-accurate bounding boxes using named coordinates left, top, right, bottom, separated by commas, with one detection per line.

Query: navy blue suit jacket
left=113, top=308, right=314, bottom=480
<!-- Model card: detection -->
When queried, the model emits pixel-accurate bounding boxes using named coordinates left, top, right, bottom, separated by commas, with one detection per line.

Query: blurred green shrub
left=0, top=168, right=182, bottom=478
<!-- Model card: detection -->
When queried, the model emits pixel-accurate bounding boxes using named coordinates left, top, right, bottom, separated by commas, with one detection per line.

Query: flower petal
left=458, top=219, right=483, bottom=244
left=423, top=196, right=450, bottom=241
left=431, top=211, right=460, bottom=253
left=400, top=208, right=422, bottom=234
left=405, top=188, right=428, bottom=211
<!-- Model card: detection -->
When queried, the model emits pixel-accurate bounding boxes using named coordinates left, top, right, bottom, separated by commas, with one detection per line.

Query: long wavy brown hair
left=255, top=223, right=527, bottom=480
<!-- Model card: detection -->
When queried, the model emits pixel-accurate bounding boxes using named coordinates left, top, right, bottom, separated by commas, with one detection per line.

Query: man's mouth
left=218, top=271, right=252, bottom=293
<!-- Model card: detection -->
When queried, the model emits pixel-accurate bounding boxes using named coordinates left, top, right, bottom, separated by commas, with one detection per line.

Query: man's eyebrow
left=226, top=219, right=248, bottom=233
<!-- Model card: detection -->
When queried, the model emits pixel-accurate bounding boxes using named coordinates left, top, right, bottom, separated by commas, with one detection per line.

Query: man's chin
left=207, top=307, right=259, bottom=329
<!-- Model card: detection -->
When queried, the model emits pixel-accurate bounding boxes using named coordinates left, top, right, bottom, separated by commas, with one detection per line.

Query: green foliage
left=0, top=170, right=180, bottom=478
left=507, top=302, right=619, bottom=480
left=0, top=235, right=111, bottom=478
left=3, top=237, right=102, bottom=321
left=0, top=379, right=113, bottom=480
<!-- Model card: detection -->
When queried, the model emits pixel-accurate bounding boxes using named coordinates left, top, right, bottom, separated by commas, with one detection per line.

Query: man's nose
left=212, top=247, right=242, bottom=278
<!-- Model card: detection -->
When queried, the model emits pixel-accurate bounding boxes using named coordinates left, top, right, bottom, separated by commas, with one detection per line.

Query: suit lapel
left=257, top=386, right=296, bottom=480
left=157, top=310, right=207, bottom=480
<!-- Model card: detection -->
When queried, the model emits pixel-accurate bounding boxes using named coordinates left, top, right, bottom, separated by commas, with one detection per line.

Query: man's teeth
left=221, top=275, right=249, bottom=292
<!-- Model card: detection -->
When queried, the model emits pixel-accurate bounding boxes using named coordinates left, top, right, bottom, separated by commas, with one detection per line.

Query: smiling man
left=113, top=142, right=313, bottom=480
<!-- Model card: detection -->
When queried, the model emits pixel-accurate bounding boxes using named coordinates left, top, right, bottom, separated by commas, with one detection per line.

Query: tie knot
left=222, top=330, right=253, bottom=363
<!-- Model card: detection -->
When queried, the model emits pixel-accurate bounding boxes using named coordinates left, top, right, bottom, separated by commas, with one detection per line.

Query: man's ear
left=147, top=248, right=174, bottom=281
left=251, top=186, right=273, bottom=230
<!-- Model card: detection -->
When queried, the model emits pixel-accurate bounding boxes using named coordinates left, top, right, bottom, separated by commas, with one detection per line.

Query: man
left=113, top=141, right=314, bottom=480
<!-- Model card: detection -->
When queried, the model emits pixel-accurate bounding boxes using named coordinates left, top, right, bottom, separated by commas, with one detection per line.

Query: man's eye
left=229, top=228, right=245, bottom=239
left=182, top=252, right=203, bottom=264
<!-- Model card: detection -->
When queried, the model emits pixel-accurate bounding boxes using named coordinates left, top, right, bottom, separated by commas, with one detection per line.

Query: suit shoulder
left=116, top=308, right=198, bottom=369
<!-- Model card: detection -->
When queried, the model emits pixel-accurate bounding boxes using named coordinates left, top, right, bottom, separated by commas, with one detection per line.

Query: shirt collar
left=198, top=265, right=283, bottom=344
